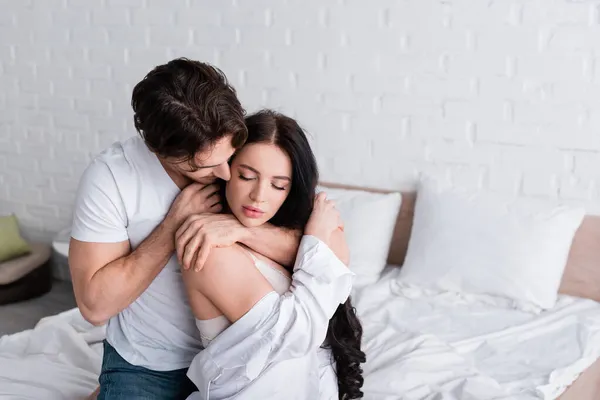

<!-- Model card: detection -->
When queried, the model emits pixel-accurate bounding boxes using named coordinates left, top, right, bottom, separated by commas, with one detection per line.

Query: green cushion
left=0, top=214, right=32, bottom=262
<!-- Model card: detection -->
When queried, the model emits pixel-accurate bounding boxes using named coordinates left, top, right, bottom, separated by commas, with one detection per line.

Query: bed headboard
left=321, top=182, right=600, bottom=303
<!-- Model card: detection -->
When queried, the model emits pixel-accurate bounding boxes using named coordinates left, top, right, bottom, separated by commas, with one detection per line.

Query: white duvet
left=353, top=267, right=600, bottom=400
left=1, top=267, right=600, bottom=400
left=0, top=309, right=104, bottom=400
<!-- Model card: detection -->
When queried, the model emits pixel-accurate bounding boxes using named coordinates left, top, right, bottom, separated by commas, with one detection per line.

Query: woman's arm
left=175, top=209, right=349, bottom=272
left=175, top=214, right=301, bottom=272
left=241, top=224, right=301, bottom=268
left=240, top=224, right=349, bottom=267
left=328, top=227, right=350, bottom=265
left=185, top=235, right=354, bottom=398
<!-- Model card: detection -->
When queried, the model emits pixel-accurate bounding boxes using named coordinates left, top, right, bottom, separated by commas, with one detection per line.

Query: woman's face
left=226, top=142, right=292, bottom=228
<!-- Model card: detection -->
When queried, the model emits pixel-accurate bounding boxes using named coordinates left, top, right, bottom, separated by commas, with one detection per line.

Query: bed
left=0, top=187, right=599, bottom=399
left=329, top=184, right=600, bottom=399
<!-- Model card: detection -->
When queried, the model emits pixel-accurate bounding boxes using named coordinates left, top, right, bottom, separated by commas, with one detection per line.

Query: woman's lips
left=242, top=205, right=265, bottom=218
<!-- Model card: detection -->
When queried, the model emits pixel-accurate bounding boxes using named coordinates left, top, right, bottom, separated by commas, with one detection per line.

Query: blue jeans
left=98, top=340, right=197, bottom=400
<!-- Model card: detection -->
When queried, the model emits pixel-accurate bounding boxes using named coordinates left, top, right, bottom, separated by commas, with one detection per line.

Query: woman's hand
left=304, top=192, right=344, bottom=245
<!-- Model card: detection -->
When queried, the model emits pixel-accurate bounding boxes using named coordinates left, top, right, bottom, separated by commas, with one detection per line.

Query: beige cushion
left=0, top=242, right=52, bottom=285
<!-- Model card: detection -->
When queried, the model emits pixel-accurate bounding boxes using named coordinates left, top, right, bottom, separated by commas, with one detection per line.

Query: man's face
left=166, top=135, right=237, bottom=185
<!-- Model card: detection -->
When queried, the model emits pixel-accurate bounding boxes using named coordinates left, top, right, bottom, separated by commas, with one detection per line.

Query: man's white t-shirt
left=71, top=135, right=203, bottom=371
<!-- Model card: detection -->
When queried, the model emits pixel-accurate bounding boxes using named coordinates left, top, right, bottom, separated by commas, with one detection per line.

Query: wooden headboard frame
left=321, top=182, right=600, bottom=303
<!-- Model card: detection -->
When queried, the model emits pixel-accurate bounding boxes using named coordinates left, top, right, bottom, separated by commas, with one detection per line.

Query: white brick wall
left=1, top=0, right=600, bottom=241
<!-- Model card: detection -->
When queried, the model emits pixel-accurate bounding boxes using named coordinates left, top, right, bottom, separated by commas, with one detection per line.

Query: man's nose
left=214, top=163, right=231, bottom=181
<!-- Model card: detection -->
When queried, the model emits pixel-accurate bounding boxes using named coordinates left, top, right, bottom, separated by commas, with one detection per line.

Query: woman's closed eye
left=239, top=174, right=286, bottom=191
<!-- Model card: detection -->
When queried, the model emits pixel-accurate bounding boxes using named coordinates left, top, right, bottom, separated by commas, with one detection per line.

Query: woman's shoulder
left=204, top=244, right=255, bottom=270
left=190, top=245, right=264, bottom=291
left=204, top=245, right=291, bottom=282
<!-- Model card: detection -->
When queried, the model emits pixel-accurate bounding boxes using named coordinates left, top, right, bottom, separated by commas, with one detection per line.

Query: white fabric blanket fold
left=354, top=267, right=600, bottom=400
left=0, top=308, right=105, bottom=400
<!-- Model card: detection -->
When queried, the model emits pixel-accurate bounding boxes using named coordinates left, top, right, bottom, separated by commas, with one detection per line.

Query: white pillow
left=316, top=186, right=402, bottom=286
left=398, top=178, right=585, bottom=311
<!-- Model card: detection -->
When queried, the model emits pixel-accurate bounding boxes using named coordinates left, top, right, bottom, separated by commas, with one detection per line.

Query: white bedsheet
left=1, top=267, right=599, bottom=400
left=0, top=308, right=104, bottom=400
left=353, top=267, right=600, bottom=400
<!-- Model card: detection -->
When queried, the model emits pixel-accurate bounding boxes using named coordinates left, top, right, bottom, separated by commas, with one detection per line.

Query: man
left=69, top=59, right=314, bottom=399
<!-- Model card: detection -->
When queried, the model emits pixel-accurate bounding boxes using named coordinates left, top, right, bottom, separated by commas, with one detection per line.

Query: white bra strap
left=237, top=245, right=259, bottom=265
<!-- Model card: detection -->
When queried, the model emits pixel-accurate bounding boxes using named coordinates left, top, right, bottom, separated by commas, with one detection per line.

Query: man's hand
left=166, top=183, right=222, bottom=229
left=304, top=192, right=344, bottom=245
left=175, top=213, right=248, bottom=272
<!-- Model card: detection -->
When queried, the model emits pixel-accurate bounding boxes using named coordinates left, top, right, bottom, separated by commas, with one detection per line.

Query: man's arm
left=69, top=159, right=222, bottom=326
left=69, top=220, right=177, bottom=326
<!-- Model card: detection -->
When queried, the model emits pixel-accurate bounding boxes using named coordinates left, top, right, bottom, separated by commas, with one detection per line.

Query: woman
left=180, top=110, right=366, bottom=399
